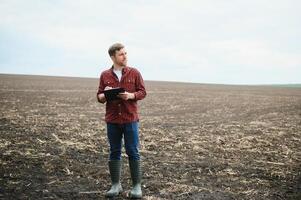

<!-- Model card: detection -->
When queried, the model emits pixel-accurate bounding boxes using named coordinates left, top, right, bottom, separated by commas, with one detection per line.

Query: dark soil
left=0, top=74, right=300, bottom=199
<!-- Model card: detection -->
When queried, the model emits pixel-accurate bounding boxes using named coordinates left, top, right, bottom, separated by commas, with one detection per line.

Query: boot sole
left=105, top=188, right=123, bottom=197
left=129, top=193, right=142, bottom=199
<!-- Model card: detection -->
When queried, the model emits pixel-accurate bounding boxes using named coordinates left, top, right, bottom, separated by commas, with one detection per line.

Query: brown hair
left=108, top=43, right=125, bottom=57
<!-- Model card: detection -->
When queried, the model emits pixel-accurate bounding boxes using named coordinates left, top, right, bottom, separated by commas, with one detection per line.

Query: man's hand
left=97, top=93, right=106, bottom=103
left=117, top=91, right=135, bottom=101
left=104, top=86, right=112, bottom=90
left=97, top=86, right=112, bottom=103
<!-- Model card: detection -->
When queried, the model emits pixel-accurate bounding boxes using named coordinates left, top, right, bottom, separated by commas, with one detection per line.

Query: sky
left=0, top=0, right=300, bottom=85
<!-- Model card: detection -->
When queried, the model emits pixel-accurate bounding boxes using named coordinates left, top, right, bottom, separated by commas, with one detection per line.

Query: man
left=97, top=43, right=146, bottom=198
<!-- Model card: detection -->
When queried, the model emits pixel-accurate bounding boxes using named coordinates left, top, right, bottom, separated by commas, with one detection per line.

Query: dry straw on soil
left=0, top=74, right=300, bottom=199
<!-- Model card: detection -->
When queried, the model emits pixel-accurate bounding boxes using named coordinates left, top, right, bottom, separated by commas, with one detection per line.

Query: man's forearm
left=134, top=90, right=146, bottom=100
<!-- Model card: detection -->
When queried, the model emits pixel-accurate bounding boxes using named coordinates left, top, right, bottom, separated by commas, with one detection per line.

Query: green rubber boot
left=129, top=160, right=142, bottom=199
left=105, top=160, right=123, bottom=197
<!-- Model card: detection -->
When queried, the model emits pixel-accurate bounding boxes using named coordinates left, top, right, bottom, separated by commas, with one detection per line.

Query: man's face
left=111, top=48, right=127, bottom=66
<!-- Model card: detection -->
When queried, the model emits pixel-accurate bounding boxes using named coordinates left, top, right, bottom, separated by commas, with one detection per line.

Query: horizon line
left=1, top=72, right=300, bottom=87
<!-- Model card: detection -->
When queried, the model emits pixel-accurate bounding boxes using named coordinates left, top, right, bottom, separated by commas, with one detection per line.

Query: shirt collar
left=110, top=65, right=129, bottom=75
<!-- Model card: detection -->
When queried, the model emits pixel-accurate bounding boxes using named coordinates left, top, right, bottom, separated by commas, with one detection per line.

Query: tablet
left=104, top=87, right=125, bottom=101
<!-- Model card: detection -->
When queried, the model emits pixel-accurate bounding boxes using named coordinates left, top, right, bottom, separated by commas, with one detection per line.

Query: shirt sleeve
left=96, top=73, right=105, bottom=102
left=134, top=70, right=147, bottom=100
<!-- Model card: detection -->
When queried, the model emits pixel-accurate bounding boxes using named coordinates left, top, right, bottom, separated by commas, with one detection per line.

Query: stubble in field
left=0, top=74, right=300, bottom=199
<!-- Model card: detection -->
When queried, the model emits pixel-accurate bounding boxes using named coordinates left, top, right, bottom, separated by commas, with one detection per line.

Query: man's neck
left=113, top=64, right=124, bottom=71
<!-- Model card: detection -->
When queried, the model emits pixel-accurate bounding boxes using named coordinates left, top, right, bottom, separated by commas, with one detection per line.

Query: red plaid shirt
left=97, top=66, right=146, bottom=124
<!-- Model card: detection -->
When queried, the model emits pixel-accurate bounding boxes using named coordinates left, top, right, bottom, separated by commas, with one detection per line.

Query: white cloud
left=0, top=0, right=300, bottom=84
left=208, top=39, right=301, bottom=69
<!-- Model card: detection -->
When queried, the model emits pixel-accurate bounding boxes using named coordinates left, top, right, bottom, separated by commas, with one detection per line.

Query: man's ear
left=110, top=55, right=115, bottom=61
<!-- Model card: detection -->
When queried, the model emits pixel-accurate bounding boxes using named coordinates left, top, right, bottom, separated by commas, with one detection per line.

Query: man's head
left=108, top=43, right=127, bottom=67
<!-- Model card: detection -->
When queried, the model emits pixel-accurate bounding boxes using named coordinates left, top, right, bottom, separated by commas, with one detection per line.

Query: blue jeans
left=107, top=122, right=140, bottom=160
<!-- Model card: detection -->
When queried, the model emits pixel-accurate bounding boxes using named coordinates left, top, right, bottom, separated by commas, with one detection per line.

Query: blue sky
left=0, top=0, right=300, bottom=84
